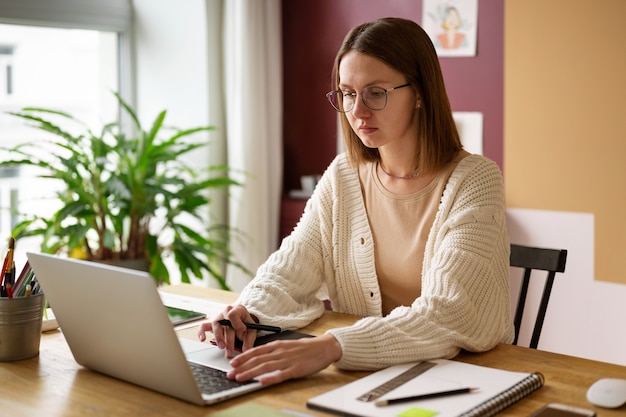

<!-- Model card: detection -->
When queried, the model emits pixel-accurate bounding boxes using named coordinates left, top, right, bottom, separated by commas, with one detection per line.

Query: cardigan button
left=370, top=291, right=374, bottom=297
left=360, top=237, right=365, bottom=245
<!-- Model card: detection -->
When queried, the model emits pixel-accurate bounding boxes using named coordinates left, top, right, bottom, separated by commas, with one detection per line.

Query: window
left=0, top=23, right=120, bottom=237
left=0, top=45, right=14, bottom=96
left=0, top=23, right=119, bottom=124
left=0, top=0, right=132, bottom=253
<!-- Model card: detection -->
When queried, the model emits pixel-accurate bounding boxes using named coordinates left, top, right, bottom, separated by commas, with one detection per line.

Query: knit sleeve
left=235, top=158, right=342, bottom=330
left=327, top=155, right=514, bottom=370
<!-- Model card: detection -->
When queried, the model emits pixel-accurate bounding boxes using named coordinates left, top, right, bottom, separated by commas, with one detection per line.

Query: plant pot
left=97, top=258, right=150, bottom=272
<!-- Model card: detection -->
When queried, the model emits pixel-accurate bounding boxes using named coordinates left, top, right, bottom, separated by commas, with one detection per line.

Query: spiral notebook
left=306, top=359, right=544, bottom=417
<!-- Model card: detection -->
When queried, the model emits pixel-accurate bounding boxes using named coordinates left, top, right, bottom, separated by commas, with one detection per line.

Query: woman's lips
left=358, top=125, right=378, bottom=134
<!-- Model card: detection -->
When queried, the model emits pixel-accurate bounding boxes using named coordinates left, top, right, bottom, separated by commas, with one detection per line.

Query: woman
left=437, top=6, right=467, bottom=49
left=198, top=17, right=514, bottom=385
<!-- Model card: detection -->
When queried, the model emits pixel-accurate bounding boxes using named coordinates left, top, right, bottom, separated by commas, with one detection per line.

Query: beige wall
left=505, top=0, right=626, bottom=284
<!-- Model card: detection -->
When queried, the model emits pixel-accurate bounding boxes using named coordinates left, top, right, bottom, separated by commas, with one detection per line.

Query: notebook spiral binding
left=458, top=372, right=545, bottom=417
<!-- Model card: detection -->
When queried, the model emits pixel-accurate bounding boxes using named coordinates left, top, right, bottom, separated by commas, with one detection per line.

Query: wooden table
left=0, top=284, right=623, bottom=416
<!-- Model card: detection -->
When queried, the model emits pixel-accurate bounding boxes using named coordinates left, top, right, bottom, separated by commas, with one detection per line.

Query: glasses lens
left=326, top=90, right=354, bottom=113
left=362, top=87, right=387, bottom=110
left=326, top=91, right=341, bottom=111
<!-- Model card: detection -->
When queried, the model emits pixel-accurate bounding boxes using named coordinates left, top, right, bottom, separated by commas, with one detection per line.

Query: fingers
left=222, top=306, right=257, bottom=356
left=240, top=328, right=257, bottom=352
left=227, top=343, right=292, bottom=384
left=196, top=321, right=213, bottom=342
left=226, top=336, right=340, bottom=385
left=197, top=304, right=256, bottom=357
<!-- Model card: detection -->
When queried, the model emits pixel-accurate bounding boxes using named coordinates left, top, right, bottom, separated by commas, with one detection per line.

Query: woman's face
left=444, top=9, right=461, bottom=30
left=338, top=51, right=420, bottom=151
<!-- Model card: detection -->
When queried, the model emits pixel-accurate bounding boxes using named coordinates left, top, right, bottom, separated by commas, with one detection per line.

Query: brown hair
left=331, top=17, right=462, bottom=174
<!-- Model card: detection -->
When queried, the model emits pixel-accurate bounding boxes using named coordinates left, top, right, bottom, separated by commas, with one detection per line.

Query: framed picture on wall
left=422, top=0, right=478, bottom=57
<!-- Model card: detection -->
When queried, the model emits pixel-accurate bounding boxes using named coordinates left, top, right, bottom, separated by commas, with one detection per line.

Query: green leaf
left=1, top=92, right=249, bottom=289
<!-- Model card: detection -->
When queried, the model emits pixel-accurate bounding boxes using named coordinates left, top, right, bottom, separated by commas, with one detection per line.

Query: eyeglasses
left=325, top=83, right=411, bottom=113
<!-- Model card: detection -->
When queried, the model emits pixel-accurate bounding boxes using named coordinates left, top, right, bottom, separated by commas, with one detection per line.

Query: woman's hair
left=331, top=17, right=462, bottom=174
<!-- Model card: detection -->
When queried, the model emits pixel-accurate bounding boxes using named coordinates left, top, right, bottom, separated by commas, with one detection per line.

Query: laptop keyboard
left=188, top=362, right=254, bottom=395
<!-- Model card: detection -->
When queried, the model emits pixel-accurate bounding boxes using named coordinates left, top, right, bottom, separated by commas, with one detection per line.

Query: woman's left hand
left=227, top=333, right=342, bottom=385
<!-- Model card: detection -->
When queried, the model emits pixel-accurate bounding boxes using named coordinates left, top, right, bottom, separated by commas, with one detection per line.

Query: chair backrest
left=510, top=243, right=568, bottom=349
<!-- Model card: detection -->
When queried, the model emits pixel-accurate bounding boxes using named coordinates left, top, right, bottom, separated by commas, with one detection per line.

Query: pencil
left=0, top=236, right=14, bottom=280
left=5, top=281, right=13, bottom=298
left=5, top=237, right=14, bottom=275
left=0, top=237, right=14, bottom=297
left=217, top=319, right=281, bottom=333
left=374, top=387, right=479, bottom=406
left=9, top=260, right=16, bottom=285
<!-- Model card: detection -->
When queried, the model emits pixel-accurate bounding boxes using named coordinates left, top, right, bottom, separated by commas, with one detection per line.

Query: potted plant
left=0, top=92, right=248, bottom=289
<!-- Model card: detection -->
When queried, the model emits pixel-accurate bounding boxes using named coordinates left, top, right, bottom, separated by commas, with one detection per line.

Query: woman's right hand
left=197, top=304, right=258, bottom=358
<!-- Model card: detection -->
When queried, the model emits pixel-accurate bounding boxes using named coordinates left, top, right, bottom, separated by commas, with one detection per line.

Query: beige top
left=359, top=155, right=464, bottom=314
left=238, top=152, right=513, bottom=371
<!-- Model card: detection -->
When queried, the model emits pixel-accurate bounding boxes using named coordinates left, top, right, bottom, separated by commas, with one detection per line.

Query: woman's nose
left=351, top=95, right=371, bottom=118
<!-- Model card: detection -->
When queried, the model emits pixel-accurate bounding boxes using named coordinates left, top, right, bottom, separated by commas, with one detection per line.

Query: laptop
left=26, top=252, right=267, bottom=406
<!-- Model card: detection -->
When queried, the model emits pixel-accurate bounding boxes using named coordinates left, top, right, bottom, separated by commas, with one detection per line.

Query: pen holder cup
left=0, top=293, right=45, bottom=361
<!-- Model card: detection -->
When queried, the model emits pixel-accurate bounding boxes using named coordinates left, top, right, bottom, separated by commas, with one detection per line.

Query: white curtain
left=211, top=0, right=283, bottom=291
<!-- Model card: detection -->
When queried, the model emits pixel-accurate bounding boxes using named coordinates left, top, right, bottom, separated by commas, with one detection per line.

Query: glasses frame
left=325, top=83, right=412, bottom=113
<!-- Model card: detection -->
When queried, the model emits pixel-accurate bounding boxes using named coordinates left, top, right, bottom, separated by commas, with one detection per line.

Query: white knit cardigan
left=237, top=152, right=514, bottom=370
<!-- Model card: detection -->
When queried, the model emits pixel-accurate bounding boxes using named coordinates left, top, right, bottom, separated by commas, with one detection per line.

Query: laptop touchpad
left=186, top=345, right=234, bottom=372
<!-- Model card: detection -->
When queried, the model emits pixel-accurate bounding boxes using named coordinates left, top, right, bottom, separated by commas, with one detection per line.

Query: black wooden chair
left=510, top=243, right=568, bottom=349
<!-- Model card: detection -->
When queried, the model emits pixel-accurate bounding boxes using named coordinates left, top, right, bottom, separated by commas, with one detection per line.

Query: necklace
left=378, top=162, right=420, bottom=179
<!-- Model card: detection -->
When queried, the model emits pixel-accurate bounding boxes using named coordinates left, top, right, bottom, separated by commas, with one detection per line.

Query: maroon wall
left=281, top=0, right=504, bottom=193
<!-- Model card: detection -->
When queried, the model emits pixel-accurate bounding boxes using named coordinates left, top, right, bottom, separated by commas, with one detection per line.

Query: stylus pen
left=374, top=387, right=479, bottom=407
left=217, top=319, right=281, bottom=333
